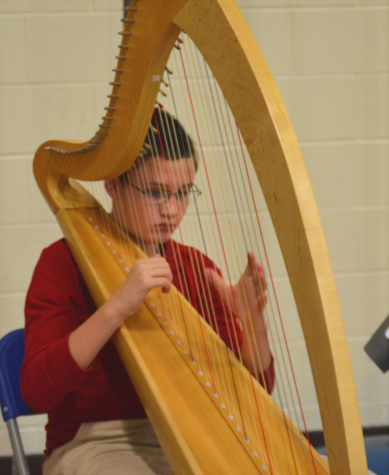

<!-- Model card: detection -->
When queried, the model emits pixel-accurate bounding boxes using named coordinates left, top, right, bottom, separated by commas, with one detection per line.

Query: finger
left=138, top=258, right=171, bottom=274
left=246, top=251, right=260, bottom=278
left=255, top=263, right=267, bottom=292
left=151, top=277, right=172, bottom=294
left=148, top=267, right=171, bottom=279
left=245, top=252, right=264, bottom=285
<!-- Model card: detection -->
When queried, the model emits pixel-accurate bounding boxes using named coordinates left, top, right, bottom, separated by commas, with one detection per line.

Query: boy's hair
left=119, top=109, right=198, bottom=184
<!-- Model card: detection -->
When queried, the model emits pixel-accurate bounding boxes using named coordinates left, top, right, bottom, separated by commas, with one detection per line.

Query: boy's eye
left=177, top=188, right=190, bottom=198
left=177, top=185, right=194, bottom=198
left=148, top=188, right=165, bottom=199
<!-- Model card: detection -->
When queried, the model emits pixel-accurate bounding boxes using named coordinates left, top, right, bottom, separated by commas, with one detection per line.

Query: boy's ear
left=105, top=179, right=120, bottom=199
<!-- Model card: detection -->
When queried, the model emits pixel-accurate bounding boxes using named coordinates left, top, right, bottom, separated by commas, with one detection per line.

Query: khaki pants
left=42, top=420, right=173, bottom=475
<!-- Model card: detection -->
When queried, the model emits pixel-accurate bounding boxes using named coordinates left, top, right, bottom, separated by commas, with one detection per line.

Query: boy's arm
left=203, top=252, right=275, bottom=393
left=21, top=244, right=172, bottom=412
left=69, top=256, right=172, bottom=369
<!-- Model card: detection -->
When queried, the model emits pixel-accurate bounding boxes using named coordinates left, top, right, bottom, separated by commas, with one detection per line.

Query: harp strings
left=233, top=124, right=310, bottom=473
left=162, top=69, right=246, bottom=430
left=199, top=54, right=290, bottom=467
left=80, top=27, right=319, bottom=473
left=235, top=124, right=317, bottom=474
left=153, top=101, right=265, bottom=450
left=151, top=109, right=220, bottom=392
left=203, top=54, right=309, bottom=468
left=173, top=34, right=317, bottom=474
left=175, top=39, right=277, bottom=465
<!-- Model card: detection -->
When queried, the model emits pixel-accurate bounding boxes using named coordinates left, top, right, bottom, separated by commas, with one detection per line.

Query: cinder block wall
left=0, top=0, right=388, bottom=456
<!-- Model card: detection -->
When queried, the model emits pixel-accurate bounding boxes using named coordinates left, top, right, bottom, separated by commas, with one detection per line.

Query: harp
left=33, top=1, right=368, bottom=474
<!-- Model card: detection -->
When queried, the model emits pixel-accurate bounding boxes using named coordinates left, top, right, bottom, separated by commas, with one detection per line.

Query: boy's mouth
left=156, top=223, right=176, bottom=232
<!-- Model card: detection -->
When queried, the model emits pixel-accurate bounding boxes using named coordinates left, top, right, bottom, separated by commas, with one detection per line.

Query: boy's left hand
left=204, top=252, right=268, bottom=332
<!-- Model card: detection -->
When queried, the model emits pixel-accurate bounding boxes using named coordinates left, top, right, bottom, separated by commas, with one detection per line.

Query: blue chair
left=0, top=329, right=35, bottom=475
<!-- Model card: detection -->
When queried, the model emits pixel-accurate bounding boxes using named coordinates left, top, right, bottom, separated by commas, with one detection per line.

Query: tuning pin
left=118, top=31, right=132, bottom=36
left=165, top=66, right=173, bottom=75
left=159, top=90, right=167, bottom=97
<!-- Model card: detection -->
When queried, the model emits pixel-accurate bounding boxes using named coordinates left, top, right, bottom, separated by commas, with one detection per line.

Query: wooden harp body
left=33, top=1, right=368, bottom=474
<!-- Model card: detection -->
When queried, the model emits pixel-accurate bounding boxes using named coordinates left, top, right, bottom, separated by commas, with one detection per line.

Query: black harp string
left=176, top=37, right=269, bottom=451
left=164, top=46, right=250, bottom=438
left=169, top=40, right=249, bottom=423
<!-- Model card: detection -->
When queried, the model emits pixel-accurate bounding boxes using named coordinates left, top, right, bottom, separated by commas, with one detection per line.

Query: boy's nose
left=160, top=195, right=179, bottom=216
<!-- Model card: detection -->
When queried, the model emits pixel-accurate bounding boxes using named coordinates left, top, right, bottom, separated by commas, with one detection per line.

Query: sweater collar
left=161, top=239, right=183, bottom=274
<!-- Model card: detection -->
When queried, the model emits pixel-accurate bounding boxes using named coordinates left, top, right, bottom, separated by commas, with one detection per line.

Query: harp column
left=173, top=1, right=368, bottom=474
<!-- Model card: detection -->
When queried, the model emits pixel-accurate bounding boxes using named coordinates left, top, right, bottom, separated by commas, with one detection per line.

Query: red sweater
left=21, top=239, right=274, bottom=457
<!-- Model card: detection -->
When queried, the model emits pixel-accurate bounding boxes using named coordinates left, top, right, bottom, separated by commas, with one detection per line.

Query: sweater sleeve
left=21, top=241, right=95, bottom=413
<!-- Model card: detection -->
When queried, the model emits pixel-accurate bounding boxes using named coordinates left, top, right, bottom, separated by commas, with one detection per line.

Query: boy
left=21, top=109, right=274, bottom=475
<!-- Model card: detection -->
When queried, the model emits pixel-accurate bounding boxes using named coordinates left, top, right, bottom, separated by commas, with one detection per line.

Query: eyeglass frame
left=128, top=182, right=202, bottom=205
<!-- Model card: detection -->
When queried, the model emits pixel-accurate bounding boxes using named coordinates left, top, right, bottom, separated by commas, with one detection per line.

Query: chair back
left=0, top=329, right=35, bottom=421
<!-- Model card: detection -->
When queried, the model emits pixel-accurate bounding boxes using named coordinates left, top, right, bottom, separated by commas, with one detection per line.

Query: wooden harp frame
left=33, top=1, right=368, bottom=474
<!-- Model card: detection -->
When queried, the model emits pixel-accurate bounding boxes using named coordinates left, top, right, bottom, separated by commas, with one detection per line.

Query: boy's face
left=108, top=157, right=196, bottom=248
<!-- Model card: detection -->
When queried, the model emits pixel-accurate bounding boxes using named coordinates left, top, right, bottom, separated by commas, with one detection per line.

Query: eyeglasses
left=128, top=182, right=202, bottom=205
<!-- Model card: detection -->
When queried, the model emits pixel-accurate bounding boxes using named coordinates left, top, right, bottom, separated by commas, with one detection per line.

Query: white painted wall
left=0, top=0, right=388, bottom=456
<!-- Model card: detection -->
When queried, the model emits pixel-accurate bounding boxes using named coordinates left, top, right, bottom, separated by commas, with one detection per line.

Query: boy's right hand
left=109, top=254, right=173, bottom=324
